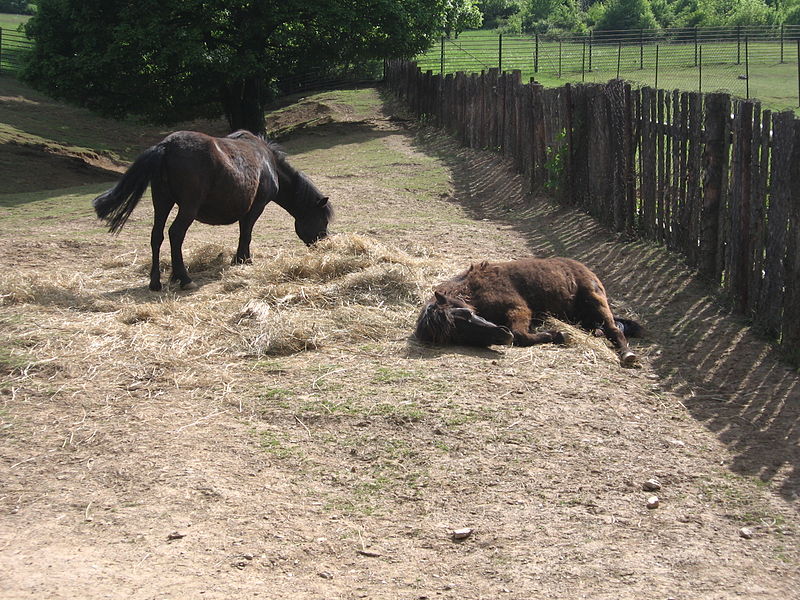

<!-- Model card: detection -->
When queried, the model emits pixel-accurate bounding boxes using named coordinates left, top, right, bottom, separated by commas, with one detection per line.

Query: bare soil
left=0, top=88, right=798, bottom=599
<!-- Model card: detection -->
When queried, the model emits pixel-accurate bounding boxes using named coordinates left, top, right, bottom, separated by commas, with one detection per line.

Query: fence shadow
left=412, top=126, right=800, bottom=504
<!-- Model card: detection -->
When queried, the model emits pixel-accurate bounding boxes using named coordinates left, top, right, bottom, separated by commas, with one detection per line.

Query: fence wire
left=418, top=26, right=800, bottom=112
left=0, top=28, right=29, bottom=75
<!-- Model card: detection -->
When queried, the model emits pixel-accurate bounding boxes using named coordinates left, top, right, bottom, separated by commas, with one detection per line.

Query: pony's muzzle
left=497, top=326, right=514, bottom=345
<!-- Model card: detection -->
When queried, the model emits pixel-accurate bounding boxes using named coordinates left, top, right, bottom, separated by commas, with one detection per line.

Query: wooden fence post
left=758, top=110, right=795, bottom=337
left=727, top=101, right=754, bottom=313
left=781, top=119, right=800, bottom=359
left=699, top=93, right=730, bottom=281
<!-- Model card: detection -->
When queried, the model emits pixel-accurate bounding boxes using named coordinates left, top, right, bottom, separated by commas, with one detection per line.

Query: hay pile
left=228, top=233, right=439, bottom=355
left=0, top=233, right=626, bottom=362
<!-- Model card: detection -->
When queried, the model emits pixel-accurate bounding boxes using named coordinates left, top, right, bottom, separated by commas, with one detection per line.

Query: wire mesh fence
left=417, top=26, right=800, bottom=112
left=0, top=28, right=30, bottom=75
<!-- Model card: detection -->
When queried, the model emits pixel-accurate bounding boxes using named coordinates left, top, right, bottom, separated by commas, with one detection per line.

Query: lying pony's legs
left=505, top=306, right=564, bottom=346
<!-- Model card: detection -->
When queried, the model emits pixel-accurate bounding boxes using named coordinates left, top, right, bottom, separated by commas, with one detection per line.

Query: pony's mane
left=415, top=302, right=454, bottom=344
left=226, top=130, right=287, bottom=161
left=295, top=169, right=335, bottom=221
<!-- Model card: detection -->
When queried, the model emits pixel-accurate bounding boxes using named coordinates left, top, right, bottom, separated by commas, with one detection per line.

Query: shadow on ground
left=412, top=126, right=800, bottom=504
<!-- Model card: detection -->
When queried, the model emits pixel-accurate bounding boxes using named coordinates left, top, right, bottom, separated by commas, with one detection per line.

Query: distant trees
left=0, top=0, right=33, bottom=14
left=444, top=0, right=484, bottom=37
left=24, top=0, right=449, bottom=133
left=592, top=0, right=658, bottom=30
left=478, top=0, right=787, bottom=32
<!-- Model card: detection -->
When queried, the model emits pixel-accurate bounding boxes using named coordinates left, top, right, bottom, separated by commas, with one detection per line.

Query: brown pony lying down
left=415, top=257, right=642, bottom=366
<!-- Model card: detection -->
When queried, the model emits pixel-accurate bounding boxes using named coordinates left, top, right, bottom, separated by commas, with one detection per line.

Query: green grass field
left=0, top=12, right=28, bottom=31
left=418, top=29, right=800, bottom=112
left=1, top=13, right=31, bottom=75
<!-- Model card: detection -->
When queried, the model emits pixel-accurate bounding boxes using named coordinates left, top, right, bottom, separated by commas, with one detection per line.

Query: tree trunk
left=220, top=77, right=266, bottom=135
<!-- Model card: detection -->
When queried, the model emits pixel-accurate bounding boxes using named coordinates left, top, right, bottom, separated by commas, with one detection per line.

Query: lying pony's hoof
left=181, top=281, right=199, bottom=291
left=620, top=350, right=638, bottom=367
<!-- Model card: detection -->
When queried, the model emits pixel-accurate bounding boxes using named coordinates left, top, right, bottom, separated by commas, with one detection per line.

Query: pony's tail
left=93, top=144, right=165, bottom=233
left=615, top=318, right=644, bottom=338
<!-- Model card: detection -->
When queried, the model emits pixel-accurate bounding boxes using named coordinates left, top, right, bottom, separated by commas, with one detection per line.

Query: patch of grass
left=373, top=366, right=417, bottom=383
left=0, top=184, right=107, bottom=229
left=258, top=387, right=294, bottom=408
left=0, top=13, right=29, bottom=30
left=252, top=359, right=288, bottom=374
left=258, top=430, right=304, bottom=460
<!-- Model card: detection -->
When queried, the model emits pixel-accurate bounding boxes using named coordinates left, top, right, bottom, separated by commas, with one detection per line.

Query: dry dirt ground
left=1, top=87, right=799, bottom=599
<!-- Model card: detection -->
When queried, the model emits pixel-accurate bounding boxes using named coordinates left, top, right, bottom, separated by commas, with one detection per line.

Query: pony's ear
left=434, top=291, right=447, bottom=305
left=317, top=197, right=329, bottom=207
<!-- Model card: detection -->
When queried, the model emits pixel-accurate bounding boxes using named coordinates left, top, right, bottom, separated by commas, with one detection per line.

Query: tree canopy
left=25, top=0, right=449, bottom=133
left=482, top=0, right=785, bottom=32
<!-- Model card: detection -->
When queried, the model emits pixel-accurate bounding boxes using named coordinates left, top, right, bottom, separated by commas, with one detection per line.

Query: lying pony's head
left=414, top=291, right=513, bottom=347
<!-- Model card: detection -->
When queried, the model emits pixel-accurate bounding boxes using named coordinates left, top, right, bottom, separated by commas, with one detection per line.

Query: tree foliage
left=0, top=0, right=33, bottom=15
left=478, top=0, right=784, bottom=31
left=591, top=0, right=658, bottom=30
left=25, top=0, right=448, bottom=133
left=444, top=0, right=484, bottom=37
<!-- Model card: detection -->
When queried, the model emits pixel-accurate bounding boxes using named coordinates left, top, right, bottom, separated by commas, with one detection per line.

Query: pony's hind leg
left=585, top=290, right=636, bottom=366
left=149, top=183, right=174, bottom=291
left=167, top=207, right=198, bottom=290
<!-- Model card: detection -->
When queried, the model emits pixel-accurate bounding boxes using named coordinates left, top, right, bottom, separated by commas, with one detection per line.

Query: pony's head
left=293, top=171, right=333, bottom=245
left=415, top=291, right=513, bottom=347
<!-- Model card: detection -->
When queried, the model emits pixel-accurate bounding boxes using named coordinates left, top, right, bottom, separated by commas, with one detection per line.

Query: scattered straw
left=543, top=317, right=619, bottom=364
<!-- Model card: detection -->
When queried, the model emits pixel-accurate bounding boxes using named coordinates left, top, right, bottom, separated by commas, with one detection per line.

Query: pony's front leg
left=168, top=209, right=197, bottom=290
left=234, top=200, right=268, bottom=264
left=506, top=307, right=565, bottom=346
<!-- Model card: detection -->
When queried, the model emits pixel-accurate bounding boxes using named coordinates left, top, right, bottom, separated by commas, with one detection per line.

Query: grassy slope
left=0, top=12, right=28, bottom=30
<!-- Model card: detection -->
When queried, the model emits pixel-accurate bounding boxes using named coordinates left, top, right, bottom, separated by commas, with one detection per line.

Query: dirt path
left=1, top=89, right=798, bottom=599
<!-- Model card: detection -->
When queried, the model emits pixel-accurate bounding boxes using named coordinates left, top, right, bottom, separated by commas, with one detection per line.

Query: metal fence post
left=440, top=36, right=445, bottom=75
left=694, top=26, right=698, bottom=66
left=745, top=35, right=750, bottom=98
left=559, top=38, right=562, bottom=78
left=617, top=41, right=622, bottom=79
left=699, top=45, right=702, bottom=93
left=582, top=40, right=586, bottom=82
left=640, top=28, right=644, bottom=70
left=498, top=33, right=503, bottom=72
left=781, top=24, right=785, bottom=64
left=534, top=34, right=539, bottom=73
left=655, top=44, right=659, bottom=88
left=589, top=30, right=593, bottom=71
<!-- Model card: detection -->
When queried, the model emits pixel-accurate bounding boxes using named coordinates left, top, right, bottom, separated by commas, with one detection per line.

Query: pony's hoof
left=620, top=351, right=638, bottom=367
left=149, top=282, right=162, bottom=292
left=232, top=256, right=252, bottom=265
left=181, top=281, right=199, bottom=291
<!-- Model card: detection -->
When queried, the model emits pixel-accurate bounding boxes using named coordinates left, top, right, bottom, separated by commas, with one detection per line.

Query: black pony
left=415, top=257, right=642, bottom=366
left=93, top=130, right=333, bottom=291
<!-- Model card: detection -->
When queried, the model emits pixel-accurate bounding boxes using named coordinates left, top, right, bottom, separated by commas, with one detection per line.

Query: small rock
left=318, top=571, right=334, bottom=580
left=740, top=527, right=754, bottom=539
left=646, top=496, right=660, bottom=509
left=452, top=527, right=473, bottom=540
left=642, top=478, right=662, bottom=492
left=167, top=531, right=186, bottom=540
left=242, top=553, right=254, bottom=560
